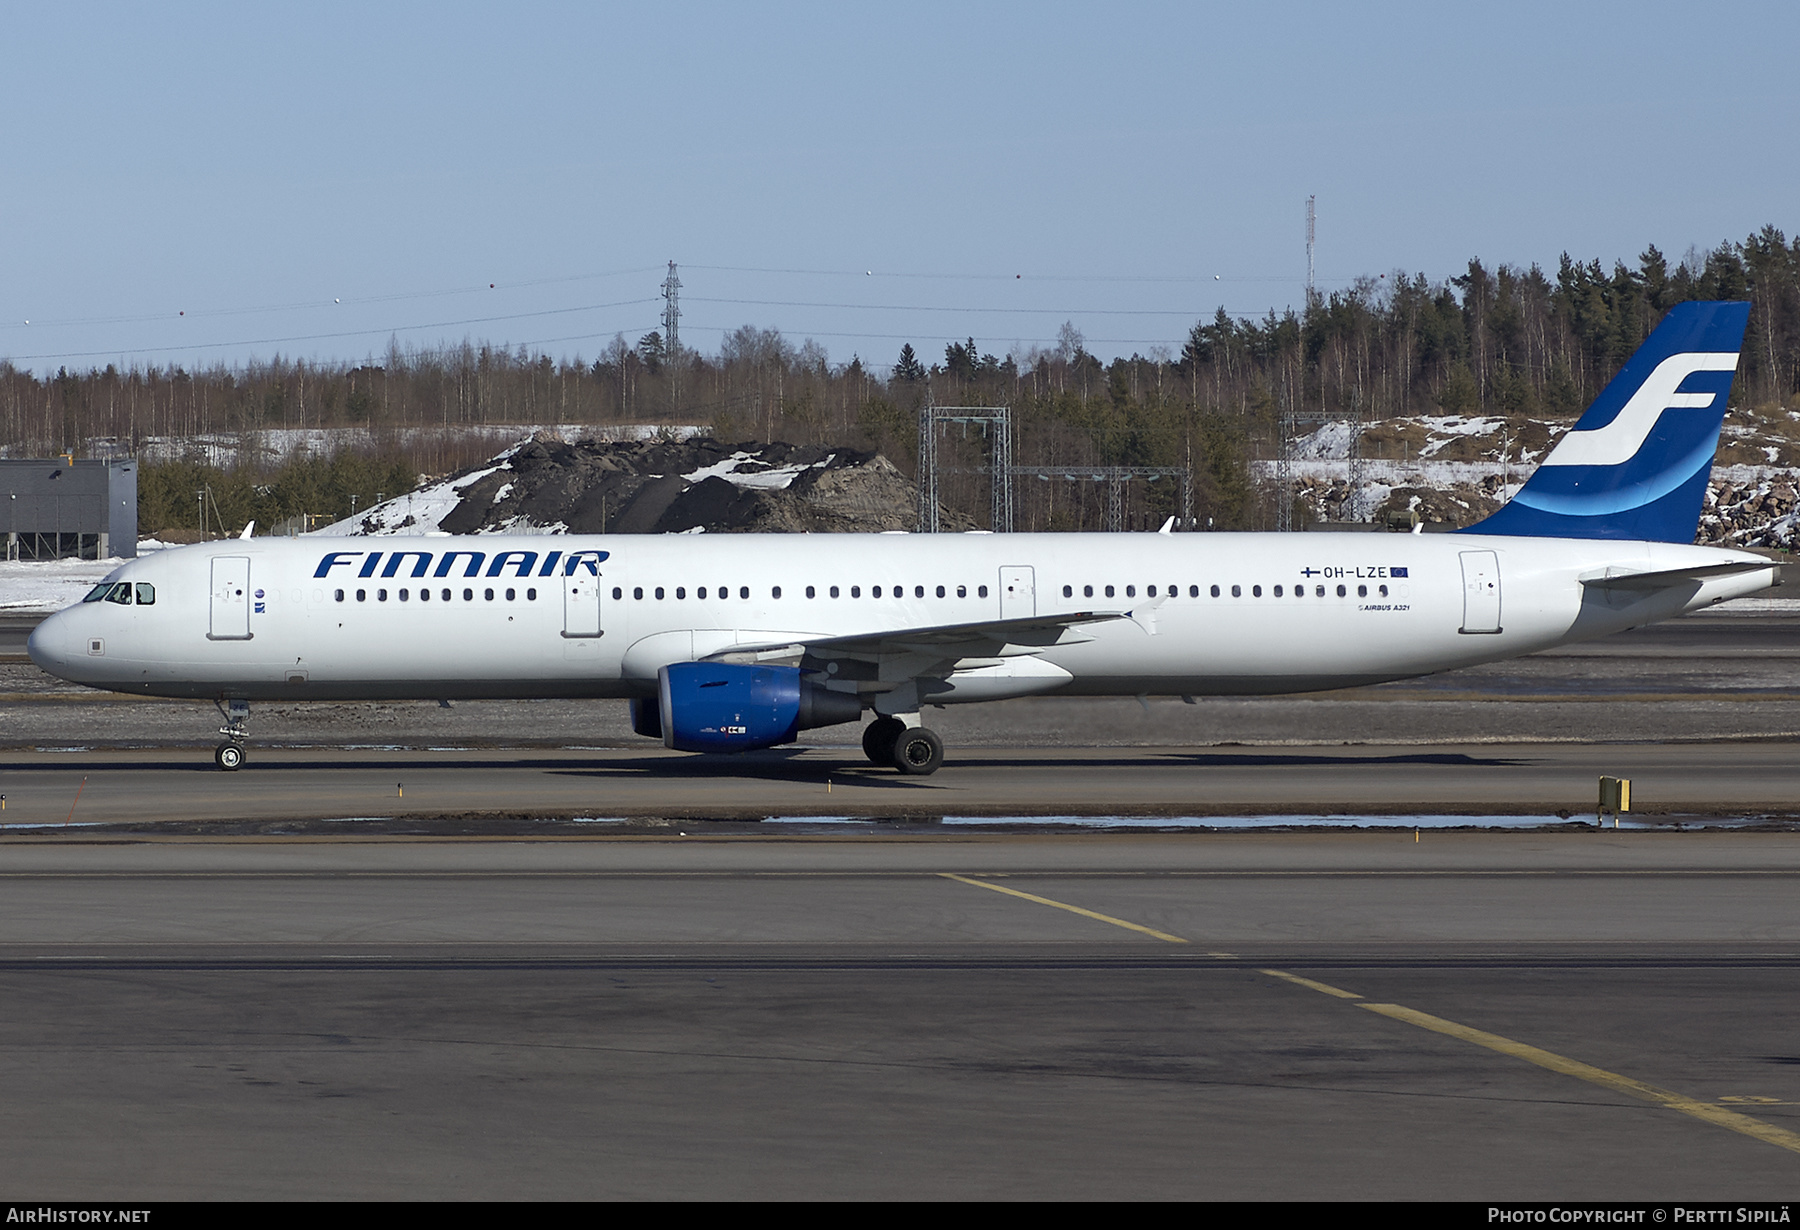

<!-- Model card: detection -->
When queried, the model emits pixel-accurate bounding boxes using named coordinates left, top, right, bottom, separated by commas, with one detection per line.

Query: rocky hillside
left=329, top=434, right=921, bottom=537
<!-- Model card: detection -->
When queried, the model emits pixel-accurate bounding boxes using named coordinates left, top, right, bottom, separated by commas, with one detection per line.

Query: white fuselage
left=25, top=531, right=1777, bottom=707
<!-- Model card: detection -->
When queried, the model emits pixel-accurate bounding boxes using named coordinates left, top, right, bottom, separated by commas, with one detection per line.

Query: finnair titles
left=29, top=302, right=1775, bottom=775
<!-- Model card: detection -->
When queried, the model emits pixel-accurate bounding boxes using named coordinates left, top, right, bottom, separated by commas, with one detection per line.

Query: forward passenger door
left=208, top=556, right=252, bottom=640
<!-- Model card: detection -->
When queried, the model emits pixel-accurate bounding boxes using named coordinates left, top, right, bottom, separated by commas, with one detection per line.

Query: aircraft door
left=563, top=567, right=603, bottom=638
left=999, top=565, right=1035, bottom=620
left=1458, top=550, right=1502, bottom=634
left=208, top=556, right=252, bottom=640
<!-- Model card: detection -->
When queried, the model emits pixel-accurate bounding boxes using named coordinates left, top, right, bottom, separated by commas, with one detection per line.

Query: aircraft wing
left=712, top=609, right=1130, bottom=669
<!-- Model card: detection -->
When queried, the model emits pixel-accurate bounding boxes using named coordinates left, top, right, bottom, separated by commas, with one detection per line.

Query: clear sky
left=2, top=1, right=1796, bottom=375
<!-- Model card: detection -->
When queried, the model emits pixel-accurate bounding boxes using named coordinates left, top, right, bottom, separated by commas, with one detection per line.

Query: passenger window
left=1379, top=584, right=1389, bottom=597
left=1315, top=585, right=1325, bottom=597
left=634, top=587, right=643, bottom=600
left=830, top=586, right=840, bottom=598
left=914, top=586, right=923, bottom=598
left=1062, top=585, right=1073, bottom=598
left=1104, top=585, right=1115, bottom=598
left=1231, top=585, right=1241, bottom=598
left=936, top=585, right=946, bottom=598
left=378, top=589, right=389, bottom=602
left=612, top=587, right=622, bottom=600
left=1357, top=584, right=1367, bottom=597
left=956, top=585, right=966, bottom=598
left=527, top=588, right=536, bottom=600
left=675, top=587, right=686, bottom=599
left=1210, top=585, right=1219, bottom=597
left=1125, top=585, right=1135, bottom=598
left=506, top=588, right=516, bottom=601
left=1336, top=584, right=1347, bottom=597
left=1273, top=585, right=1283, bottom=597
left=399, top=589, right=409, bottom=601
left=487, top=588, right=497, bottom=601
left=464, top=588, right=474, bottom=601
left=419, top=588, right=430, bottom=602
left=135, top=583, right=156, bottom=605
left=806, top=586, right=816, bottom=598
left=772, top=586, right=782, bottom=599
left=1252, top=585, right=1261, bottom=597
left=851, top=586, right=861, bottom=598
left=654, top=587, right=664, bottom=600
left=335, top=589, right=345, bottom=603
left=1084, top=585, right=1093, bottom=598
left=872, top=586, right=882, bottom=598
left=1147, top=585, right=1157, bottom=598
left=357, top=589, right=367, bottom=602
left=697, top=587, right=707, bottom=599
left=978, top=585, right=988, bottom=598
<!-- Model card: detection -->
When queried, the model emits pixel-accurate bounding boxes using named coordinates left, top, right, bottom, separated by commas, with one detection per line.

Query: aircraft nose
left=26, top=613, right=71, bottom=676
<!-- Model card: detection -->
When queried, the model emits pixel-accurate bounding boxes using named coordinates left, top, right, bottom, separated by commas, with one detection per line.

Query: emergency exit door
left=563, top=569, right=603, bottom=637
left=999, top=565, right=1035, bottom=619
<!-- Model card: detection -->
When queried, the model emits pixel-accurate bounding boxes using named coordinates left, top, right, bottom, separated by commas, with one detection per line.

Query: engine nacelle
left=629, top=695, right=663, bottom=739
left=656, top=662, right=862, bottom=752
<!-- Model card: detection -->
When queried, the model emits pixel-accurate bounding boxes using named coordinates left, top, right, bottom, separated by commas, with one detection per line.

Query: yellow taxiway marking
left=939, top=872, right=1800, bottom=1157
left=1356, top=1002, right=1800, bottom=1156
left=937, top=873, right=1188, bottom=944
left=1258, top=969, right=1364, bottom=999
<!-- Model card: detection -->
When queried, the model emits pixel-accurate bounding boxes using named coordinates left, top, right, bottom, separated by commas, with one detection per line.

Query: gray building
left=1, top=459, right=137, bottom=560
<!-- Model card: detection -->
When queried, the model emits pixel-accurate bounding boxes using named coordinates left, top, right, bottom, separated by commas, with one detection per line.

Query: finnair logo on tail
left=1539, top=352, right=1739, bottom=469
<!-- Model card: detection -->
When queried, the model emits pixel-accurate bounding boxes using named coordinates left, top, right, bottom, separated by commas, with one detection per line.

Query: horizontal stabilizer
left=1580, top=560, right=1775, bottom=591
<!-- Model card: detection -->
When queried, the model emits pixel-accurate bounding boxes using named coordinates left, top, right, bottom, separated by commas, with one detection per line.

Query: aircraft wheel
left=214, top=742, right=245, bottom=771
left=891, top=727, right=944, bottom=776
left=862, top=717, right=905, bottom=764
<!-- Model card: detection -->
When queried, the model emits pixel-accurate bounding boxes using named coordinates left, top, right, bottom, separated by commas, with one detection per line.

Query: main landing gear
left=214, top=698, right=249, bottom=771
left=861, top=716, right=945, bottom=776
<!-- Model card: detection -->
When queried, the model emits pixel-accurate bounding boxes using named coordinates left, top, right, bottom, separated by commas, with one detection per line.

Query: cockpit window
left=135, top=583, right=156, bottom=606
left=82, top=584, right=111, bottom=603
left=105, top=582, right=133, bottom=605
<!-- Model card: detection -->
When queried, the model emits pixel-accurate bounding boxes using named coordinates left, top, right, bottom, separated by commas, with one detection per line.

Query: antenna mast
left=661, top=261, right=681, bottom=358
left=1305, top=196, right=1316, bottom=298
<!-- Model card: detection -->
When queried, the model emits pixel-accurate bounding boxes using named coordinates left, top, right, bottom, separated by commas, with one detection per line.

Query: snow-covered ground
left=0, top=542, right=180, bottom=614
left=682, top=449, right=837, bottom=490
left=73, top=423, right=707, bottom=468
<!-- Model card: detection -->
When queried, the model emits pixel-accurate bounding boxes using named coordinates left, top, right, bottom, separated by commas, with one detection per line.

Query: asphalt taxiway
left=2, top=834, right=1798, bottom=1199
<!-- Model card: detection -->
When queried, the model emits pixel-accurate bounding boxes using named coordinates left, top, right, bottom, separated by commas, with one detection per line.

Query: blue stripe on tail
left=1461, top=300, right=1750, bottom=542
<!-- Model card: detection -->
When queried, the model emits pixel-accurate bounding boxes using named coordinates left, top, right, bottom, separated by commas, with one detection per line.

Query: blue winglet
left=1461, top=301, right=1750, bottom=542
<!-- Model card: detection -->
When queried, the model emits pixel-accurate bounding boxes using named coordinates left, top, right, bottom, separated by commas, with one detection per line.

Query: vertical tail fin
left=1462, top=300, right=1750, bottom=542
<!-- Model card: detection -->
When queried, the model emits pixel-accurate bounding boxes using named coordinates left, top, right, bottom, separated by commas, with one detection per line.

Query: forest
left=8, top=225, right=1800, bottom=536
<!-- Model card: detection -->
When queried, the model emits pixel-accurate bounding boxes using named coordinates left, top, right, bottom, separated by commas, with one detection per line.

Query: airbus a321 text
left=28, top=301, right=1774, bottom=775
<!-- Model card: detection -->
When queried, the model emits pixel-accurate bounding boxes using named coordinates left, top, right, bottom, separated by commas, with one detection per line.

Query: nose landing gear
left=213, top=698, right=249, bottom=771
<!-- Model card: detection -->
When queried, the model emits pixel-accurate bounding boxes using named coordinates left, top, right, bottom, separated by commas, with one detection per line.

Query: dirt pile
left=433, top=435, right=918, bottom=535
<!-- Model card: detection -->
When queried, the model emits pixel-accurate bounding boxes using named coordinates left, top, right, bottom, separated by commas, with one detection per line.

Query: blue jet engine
left=636, top=662, right=862, bottom=752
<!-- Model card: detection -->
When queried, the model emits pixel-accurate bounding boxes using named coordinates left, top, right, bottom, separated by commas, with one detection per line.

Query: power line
left=5, top=298, right=658, bottom=363
left=686, top=296, right=1226, bottom=317
left=0, top=266, right=662, bottom=332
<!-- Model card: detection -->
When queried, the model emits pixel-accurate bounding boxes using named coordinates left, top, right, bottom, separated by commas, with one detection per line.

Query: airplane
left=26, top=300, right=1776, bottom=775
